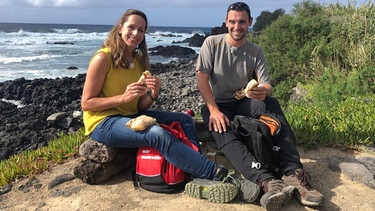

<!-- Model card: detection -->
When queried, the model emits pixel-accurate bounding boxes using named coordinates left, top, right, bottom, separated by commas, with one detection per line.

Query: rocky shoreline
left=0, top=54, right=204, bottom=161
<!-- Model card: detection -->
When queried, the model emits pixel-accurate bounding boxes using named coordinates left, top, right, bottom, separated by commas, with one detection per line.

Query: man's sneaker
left=282, top=169, right=324, bottom=206
left=260, top=179, right=296, bottom=211
left=214, top=166, right=260, bottom=203
left=185, top=179, right=238, bottom=203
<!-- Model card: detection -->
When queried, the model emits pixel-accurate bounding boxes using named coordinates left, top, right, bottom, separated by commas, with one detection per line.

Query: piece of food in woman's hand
left=126, top=115, right=158, bottom=131
left=234, top=79, right=259, bottom=100
left=137, top=70, right=151, bottom=82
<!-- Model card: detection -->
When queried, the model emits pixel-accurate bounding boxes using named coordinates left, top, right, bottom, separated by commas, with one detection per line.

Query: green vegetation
left=286, top=95, right=375, bottom=148
left=252, top=8, right=286, bottom=32
left=249, top=0, right=374, bottom=147
left=250, top=0, right=374, bottom=103
left=0, top=0, right=374, bottom=188
left=0, top=129, right=86, bottom=187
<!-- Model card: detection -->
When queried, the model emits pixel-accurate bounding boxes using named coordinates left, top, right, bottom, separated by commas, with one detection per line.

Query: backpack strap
left=160, top=122, right=199, bottom=152
left=132, top=170, right=141, bottom=190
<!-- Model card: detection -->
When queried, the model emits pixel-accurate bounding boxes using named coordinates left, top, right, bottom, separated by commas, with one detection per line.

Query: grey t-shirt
left=196, top=34, right=271, bottom=103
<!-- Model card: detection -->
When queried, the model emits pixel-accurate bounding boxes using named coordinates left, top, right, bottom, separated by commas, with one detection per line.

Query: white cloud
left=24, top=0, right=92, bottom=7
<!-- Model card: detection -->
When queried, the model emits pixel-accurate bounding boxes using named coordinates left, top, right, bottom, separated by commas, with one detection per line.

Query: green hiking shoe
left=222, top=170, right=261, bottom=203
left=185, top=179, right=238, bottom=203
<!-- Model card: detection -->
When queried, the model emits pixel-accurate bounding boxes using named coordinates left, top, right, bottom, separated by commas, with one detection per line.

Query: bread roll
left=234, top=79, right=259, bottom=100
left=137, top=70, right=151, bottom=82
left=244, top=79, right=259, bottom=93
left=126, top=115, right=158, bottom=131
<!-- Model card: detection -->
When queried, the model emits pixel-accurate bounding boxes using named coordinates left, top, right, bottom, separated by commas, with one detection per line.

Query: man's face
left=226, top=10, right=252, bottom=42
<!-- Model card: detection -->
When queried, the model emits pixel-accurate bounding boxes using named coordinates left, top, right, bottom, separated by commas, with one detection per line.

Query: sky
left=0, top=0, right=372, bottom=27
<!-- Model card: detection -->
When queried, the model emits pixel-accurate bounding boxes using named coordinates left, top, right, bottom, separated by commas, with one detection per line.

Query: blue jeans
left=90, top=110, right=217, bottom=179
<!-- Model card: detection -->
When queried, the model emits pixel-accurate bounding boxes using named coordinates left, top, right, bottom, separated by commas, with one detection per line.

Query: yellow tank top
left=83, top=47, right=143, bottom=135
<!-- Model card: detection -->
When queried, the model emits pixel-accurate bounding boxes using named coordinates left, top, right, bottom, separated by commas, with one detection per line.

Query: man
left=196, top=2, right=324, bottom=210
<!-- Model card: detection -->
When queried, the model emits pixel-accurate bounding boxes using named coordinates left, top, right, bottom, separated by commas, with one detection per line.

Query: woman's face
left=118, top=14, right=146, bottom=50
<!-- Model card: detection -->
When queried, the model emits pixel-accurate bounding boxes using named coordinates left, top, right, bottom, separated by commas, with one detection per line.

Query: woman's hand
left=144, top=75, right=161, bottom=98
left=136, top=75, right=162, bottom=111
left=124, top=81, right=148, bottom=99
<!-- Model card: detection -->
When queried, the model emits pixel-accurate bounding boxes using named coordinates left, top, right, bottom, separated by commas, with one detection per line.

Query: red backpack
left=134, top=121, right=199, bottom=193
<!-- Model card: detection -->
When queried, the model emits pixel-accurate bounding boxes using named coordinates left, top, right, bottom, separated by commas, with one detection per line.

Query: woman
left=81, top=9, right=259, bottom=203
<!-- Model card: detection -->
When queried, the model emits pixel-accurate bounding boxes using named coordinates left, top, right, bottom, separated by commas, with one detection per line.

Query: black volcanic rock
left=149, top=45, right=197, bottom=59
left=211, top=22, right=228, bottom=35
left=173, top=33, right=206, bottom=48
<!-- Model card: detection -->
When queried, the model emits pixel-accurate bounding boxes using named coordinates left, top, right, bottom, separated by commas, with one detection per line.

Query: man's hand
left=208, top=109, right=230, bottom=133
left=246, top=85, right=268, bottom=101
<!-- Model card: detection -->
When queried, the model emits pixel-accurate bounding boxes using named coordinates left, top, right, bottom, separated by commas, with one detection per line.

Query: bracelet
left=149, top=94, right=158, bottom=101
left=146, top=90, right=158, bottom=101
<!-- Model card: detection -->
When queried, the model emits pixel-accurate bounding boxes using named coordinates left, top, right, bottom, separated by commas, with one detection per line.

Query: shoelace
left=262, top=179, right=286, bottom=193
left=222, top=170, right=242, bottom=201
left=296, top=170, right=313, bottom=190
left=222, top=170, right=241, bottom=187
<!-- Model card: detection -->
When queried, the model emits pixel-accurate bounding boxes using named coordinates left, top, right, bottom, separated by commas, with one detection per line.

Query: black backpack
left=231, top=114, right=282, bottom=174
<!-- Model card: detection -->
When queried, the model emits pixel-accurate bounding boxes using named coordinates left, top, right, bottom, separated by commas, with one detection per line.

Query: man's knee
left=265, top=96, right=281, bottom=107
left=211, top=129, right=238, bottom=149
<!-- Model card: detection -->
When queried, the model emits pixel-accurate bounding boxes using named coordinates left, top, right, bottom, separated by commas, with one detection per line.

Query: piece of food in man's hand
left=126, top=115, right=158, bottom=131
left=137, top=70, right=151, bottom=82
left=234, top=79, right=259, bottom=100
left=244, top=79, right=259, bottom=93
left=234, top=88, right=245, bottom=100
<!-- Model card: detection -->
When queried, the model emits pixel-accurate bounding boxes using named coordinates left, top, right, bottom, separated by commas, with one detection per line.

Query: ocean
left=0, top=22, right=210, bottom=82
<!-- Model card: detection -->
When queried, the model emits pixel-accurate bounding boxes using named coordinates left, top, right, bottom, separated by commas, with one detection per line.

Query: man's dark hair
left=227, top=2, right=252, bottom=19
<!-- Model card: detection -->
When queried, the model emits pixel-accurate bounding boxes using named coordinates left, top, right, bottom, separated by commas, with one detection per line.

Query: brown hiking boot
left=282, top=169, right=324, bottom=206
left=260, top=179, right=295, bottom=211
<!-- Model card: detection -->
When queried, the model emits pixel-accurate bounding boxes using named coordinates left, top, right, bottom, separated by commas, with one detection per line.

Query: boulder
left=173, top=33, right=206, bottom=48
left=79, top=139, right=118, bottom=163
left=74, top=141, right=136, bottom=184
left=211, top=22, right=228, bottom=35
left=149, top=45, right=196, bottom=59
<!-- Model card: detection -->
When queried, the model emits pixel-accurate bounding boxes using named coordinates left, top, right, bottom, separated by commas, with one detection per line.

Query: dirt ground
left=1, top=145, right=375, bottom=211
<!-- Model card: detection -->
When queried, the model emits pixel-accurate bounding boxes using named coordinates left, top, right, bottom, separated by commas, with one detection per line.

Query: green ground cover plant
left=285, top=95, right=375, bottom=148
left=0, top=129, right=86, bottom=187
